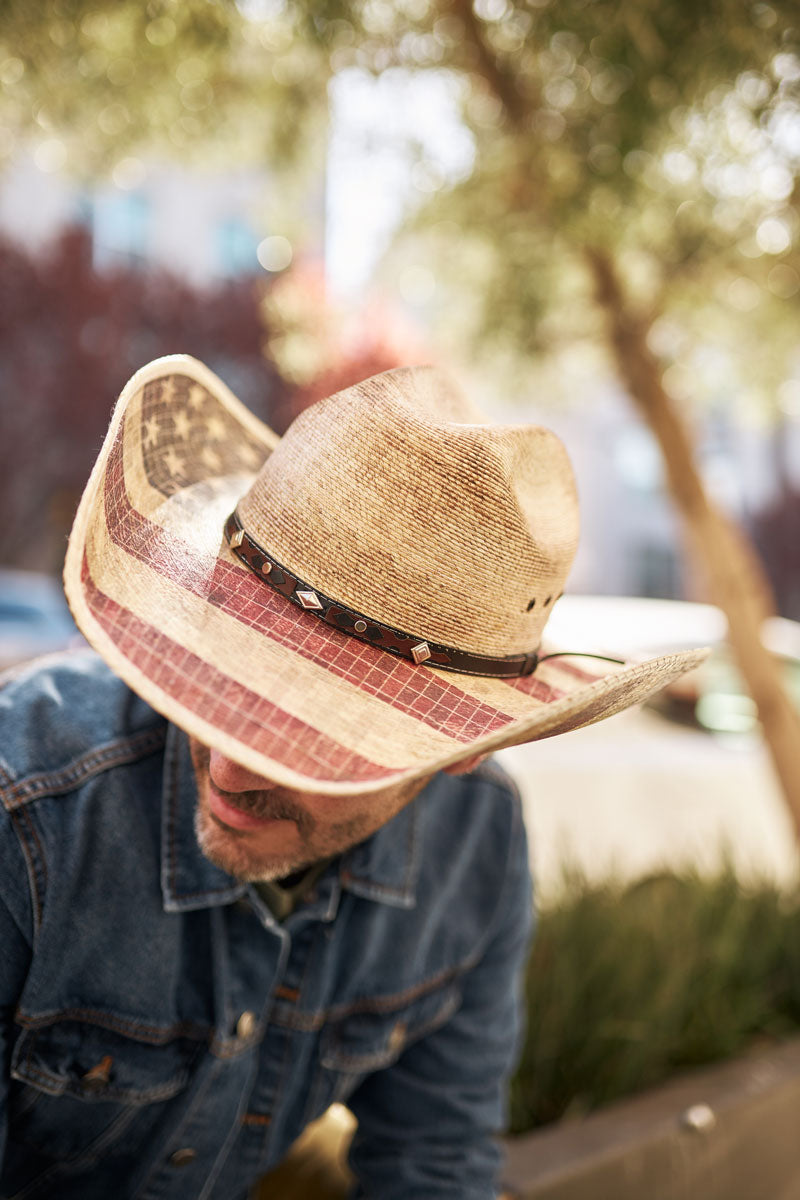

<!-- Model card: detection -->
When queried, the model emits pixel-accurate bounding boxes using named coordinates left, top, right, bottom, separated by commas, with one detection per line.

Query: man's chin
left=194, top=808, right=305, bottom=883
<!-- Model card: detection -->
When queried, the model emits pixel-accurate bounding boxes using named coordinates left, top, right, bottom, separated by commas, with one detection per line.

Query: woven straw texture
left=239, top=366, right=578, bottom=656
left=64, top=355, right=708, bottom=794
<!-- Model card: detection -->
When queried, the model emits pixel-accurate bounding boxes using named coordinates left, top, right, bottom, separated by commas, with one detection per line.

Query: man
left=0, top=357, right=704, bottom=1199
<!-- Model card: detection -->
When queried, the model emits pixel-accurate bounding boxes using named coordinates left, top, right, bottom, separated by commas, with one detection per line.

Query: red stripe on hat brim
left=507, top=672, right=567, bottom=702
left=541, top=657, right=606, bottom=683
left=99, top=425, right=538, bottom=741
left=508, top=655, right=602, bottom=696
left=80, top=554, right=400, bottom=784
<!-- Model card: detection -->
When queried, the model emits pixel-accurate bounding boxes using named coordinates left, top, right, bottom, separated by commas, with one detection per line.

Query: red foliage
left=292, top=341, right=429, bottom=414
left=0, top=226, right=288, bottom=571
left=263, top=261, right=433, bottom=433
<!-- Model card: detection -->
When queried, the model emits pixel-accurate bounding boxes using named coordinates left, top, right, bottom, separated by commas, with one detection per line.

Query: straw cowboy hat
left=64, top=355, right=707, bottom=795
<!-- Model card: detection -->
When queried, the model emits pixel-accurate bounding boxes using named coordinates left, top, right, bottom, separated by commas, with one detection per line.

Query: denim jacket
left=0, top=651, right=532, bottom=1200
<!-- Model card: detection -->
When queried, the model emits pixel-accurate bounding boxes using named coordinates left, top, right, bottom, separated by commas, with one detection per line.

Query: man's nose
left=208, top=750, right=276, bottom=794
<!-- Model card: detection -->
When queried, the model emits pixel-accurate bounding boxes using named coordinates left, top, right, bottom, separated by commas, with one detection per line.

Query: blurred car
left=0, top=568, right=84, bottom=672
left=545, top=595, right=800, bottom=736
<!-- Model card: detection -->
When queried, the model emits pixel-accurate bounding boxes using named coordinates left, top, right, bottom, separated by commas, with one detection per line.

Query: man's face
left=188, top=738, right=434, bottom=882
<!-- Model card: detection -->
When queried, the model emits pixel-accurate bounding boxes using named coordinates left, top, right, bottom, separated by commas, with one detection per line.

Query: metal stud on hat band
left=224, top=509, right=541, bottom=678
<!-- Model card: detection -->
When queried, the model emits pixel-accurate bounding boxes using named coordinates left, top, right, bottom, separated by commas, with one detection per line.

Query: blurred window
left=216, top=215, right=260, bottom=276
left=633, top=542, right=680, bottom=599
left=91, top=190, right=150, bottom=268
left=614, top=427, right=664, bottom=495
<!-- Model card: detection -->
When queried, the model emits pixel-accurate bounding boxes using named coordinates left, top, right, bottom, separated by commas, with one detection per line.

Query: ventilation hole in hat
left=526, top=599, right=536, bottom=611
left=544, top=596, right=553, bottom=606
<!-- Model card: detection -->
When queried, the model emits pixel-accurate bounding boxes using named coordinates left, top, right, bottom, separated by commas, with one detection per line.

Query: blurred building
left=2, top=147, right=799, bottom=612
left=0, top=150, right=321, bottom=284
left=528, top=385, right=800, bottom=610
left=548, top=395, right=685, bottom=600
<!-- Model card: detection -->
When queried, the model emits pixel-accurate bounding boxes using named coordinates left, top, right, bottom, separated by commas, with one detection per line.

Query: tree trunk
left=588, top=246, right=800, bottom=843
left=447, top=0, right=800, bottom=842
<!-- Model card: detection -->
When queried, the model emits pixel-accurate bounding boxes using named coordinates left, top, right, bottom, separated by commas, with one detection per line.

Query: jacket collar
left=160, top=724, right=246, bottom=912
left=160, top=724, right=422, bottom=913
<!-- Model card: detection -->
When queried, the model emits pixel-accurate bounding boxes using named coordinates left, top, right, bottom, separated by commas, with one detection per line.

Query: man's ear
left=442, top=752, right=489, bottom=776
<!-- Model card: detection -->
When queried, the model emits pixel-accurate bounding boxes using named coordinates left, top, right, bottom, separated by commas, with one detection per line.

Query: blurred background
left=2, top=0, right=800, bottom=890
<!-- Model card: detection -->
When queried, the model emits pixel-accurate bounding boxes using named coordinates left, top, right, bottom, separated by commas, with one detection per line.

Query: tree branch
left=447, top=0, right=529, bottom=129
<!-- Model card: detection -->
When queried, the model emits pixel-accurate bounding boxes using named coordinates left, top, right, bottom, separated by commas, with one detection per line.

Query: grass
left=509, top=866, right=800, bottom=1134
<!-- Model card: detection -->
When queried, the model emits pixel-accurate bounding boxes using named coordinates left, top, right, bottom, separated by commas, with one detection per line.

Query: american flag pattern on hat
left=65, top=356, right=709, bottom=794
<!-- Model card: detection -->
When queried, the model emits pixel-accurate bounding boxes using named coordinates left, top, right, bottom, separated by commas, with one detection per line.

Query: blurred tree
left=2, top=0, right=800, bottom=829
left=0, top=0, right=325, bottom=169
left=304, top=0, right=800, bottom=838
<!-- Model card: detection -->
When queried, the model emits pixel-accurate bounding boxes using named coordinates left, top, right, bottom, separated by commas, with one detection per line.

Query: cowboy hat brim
left=64, top=355, right=709, bottom=795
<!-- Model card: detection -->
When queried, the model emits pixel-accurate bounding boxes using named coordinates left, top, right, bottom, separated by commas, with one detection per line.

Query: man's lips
left=207, top=785, right=291, bottom=832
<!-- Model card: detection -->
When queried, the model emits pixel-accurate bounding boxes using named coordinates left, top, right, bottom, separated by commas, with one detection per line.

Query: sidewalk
left=497, top=703, right=798, bottom=900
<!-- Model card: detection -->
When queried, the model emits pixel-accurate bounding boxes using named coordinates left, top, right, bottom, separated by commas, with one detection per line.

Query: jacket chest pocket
left=6, top=1019, right=204, bottom=1194
left=305, top=982, right=461, bottom=1123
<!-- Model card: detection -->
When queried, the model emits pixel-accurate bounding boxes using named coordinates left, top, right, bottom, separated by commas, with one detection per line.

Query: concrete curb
left=502, top=1037, right=800, bottom=1200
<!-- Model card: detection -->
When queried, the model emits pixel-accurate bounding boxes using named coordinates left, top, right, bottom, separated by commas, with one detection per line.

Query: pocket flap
left=11, top=1019, right=203, bottom=1103
left=321, top=983, right=461, bottom=1074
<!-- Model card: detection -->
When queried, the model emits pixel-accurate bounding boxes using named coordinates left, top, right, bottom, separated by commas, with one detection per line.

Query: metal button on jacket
left=81, top=1055, right=113, bottom=1092
left=236, top=1010, right=257, bottom=1040
left=169, top=1148, right=197, bottom=1167
left=387, top=1022, right=407, bottom=1055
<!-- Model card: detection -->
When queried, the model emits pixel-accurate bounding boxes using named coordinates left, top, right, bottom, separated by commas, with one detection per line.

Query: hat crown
left=237, top=366, right=579, bottom=657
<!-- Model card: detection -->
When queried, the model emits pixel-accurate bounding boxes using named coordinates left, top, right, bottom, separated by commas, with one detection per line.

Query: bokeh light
left=257, top=235, right=293, bottom=271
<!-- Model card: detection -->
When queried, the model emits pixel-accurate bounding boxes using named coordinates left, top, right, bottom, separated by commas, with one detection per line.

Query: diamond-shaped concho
left=411, top=642, right=431, bottom=665
left=296, top=590, right=324, bottom=611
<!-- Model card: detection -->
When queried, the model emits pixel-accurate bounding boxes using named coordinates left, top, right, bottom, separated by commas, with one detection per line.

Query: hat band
left=224, top=510, right=540, bottom=678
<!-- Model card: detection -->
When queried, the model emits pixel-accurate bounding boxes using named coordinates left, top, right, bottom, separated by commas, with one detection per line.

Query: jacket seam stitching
left=271, top=961, right=474, bottom=1033
left=290, top=923, right=341, bottom=1124
left=0, top=727, right=166, bottom=810
left=323, top=988, right=462, bottom=1070
left=8, top=808, right=44, bottom=937
left=14, top=1008, right=212, bottom=1043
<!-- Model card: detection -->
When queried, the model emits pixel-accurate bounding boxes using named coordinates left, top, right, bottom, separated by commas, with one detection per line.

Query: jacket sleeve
left=345, top=799, right=534, bottom=1199
left=0, top=817, right=34, bottom=1169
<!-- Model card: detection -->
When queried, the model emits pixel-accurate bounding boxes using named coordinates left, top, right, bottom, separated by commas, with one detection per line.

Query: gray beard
left=193, top=807, right=315, bottom=882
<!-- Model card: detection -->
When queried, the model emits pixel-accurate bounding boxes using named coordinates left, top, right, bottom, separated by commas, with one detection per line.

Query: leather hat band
left=224, top=510, right=540, bottom=678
